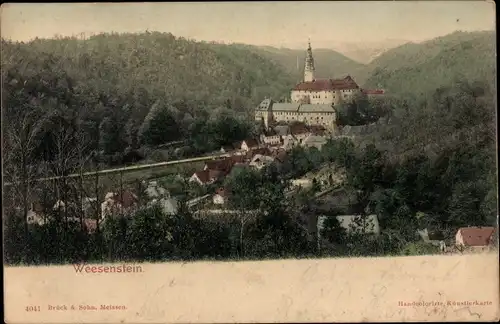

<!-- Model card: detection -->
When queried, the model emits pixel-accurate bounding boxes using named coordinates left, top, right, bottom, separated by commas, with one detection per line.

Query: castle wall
left=291, top=90, right=337, bottom=105
left=270, top=110, right=336, bottom=130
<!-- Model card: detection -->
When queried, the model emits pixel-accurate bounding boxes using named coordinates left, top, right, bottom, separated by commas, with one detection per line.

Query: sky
left=1, top=1, right=496, bottom=48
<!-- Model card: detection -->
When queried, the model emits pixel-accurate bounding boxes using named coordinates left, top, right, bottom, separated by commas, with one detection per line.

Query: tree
left=319, top=215, right=347, bottom=249
left=3, top=108, right=44, bottom=238
left=139, top=102, right=180, bottom=146
left=126, top=204, right=175, bottom=261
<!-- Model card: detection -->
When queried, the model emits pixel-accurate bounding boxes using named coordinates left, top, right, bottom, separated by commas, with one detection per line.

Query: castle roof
left=293, top=76, right=359, bottom=92
left=299, top=104, right=336, bottom=113
left=271, top=103, right=301, bottom=112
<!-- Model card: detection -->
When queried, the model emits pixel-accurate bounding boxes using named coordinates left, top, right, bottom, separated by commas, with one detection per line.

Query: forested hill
left=2, top=32, right=300, bottom=162
left=232, top=44, right=369, bottom=84
left=1, top=32, right=295, bottom=114
left=363, top=31, right=496, bottom=95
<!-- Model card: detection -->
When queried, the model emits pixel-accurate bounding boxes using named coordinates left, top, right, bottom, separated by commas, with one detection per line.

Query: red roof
left=205, top=156, right=246, bottom=173
left=205, top=159, right=233, bottom=172
left=229, top=155, right=246, bottom=164
left=242, top=138, right=259, bottom=148
left=194, top=169, right=225, bottom=184
left=293, top=76, right=359, bottom=92
left=457, top=227, right=496, bottom=246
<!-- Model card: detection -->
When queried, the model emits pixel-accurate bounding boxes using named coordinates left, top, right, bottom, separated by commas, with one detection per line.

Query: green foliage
left=139, top=102, right=181, bottom=146
left=364, top=31, right=496, bottom=96
left=320, top=216, right=346, bottom=245
left=400, top=242, right=439, bottom=256
left=1, top=32, right=293, bottom=166
left=336, top=93, right=381, bottom=125
left=322, top=138, right=356, bottom=168
left=2, top=31, right=497, bottom=263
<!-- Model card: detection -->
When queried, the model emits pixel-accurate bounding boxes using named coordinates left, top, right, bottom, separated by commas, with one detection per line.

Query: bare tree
left=3, top=109, right=44, bottom=237
left=49, top=116, right=82, bottom=227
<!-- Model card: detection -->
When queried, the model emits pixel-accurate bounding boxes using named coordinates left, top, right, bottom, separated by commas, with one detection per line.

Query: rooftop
left=293, top=76, right=359, bottom=92
left=457, top=226, right=496, bottom=246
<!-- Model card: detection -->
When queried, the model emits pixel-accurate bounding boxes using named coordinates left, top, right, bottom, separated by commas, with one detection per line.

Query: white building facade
left=255, top=40, right=361, bottom=131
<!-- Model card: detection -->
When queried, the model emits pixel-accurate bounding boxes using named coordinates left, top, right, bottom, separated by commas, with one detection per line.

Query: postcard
left=2, top=1, right=499, bottom=323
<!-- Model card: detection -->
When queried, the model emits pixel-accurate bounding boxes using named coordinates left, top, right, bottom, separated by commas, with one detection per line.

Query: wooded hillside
left=1, top=32, right=299, bottom=165
left=364, top=31, right=496, bottom=95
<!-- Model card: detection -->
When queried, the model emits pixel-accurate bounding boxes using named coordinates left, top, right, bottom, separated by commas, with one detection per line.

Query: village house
left=148, top=197, right=179, bottom=215
left=26, top=196, right=98, bottom=229
left=239, top=138, right=260, bottom=152
left=53, top=199, right=67, bottom=211
left=219, top=144, right=238, bottom=154
left=455, top=226, right=496, bottom=251
left=189, top=169, right=225, bottom=186
left=191, top=155, right=247, bottom=186
left=144, top=180, right=169, bottom=198
left=259, top=132, right=282, bottom=146
left=101, top=189, right=139, bottom=219
left=204, top=155, right=246, bottom=172
left=294, top=165, right=346, bottom=190
left=192, top=154, right=251, bottom=187
left=290, top=123, right=312, bottom=142
left=81, top=197, right=98, bottom=218
left=26, top=202, right=47, bottom=226
left=417, top=228, right=446, bottom=251
left=249, top=154, right=275, bottom=170
left=144, top=180, right=179, bottom=216
left=244, top=147, right=272, bottom=162
left=51, top=197, right=97, bottom=219
left=213, top=187, right=229, bottom=205
left=282, top=134, right=299, bottom=150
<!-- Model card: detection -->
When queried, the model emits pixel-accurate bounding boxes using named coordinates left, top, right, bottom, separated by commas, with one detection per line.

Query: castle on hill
left=255, top=40, right=362, bottom=131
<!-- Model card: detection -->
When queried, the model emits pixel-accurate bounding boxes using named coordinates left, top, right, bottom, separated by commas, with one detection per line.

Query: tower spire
left=304, top=38, right=315, bottom=82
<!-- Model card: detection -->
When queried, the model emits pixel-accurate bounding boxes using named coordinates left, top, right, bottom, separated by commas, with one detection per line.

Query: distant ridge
left=363, top=31, right=496, bottom=95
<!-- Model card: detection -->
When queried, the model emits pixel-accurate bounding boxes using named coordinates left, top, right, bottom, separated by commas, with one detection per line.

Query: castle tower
left=304, top=39, right=315, bottom=82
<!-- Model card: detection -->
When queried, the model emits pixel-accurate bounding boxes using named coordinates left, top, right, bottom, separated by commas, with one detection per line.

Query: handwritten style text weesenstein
left=73, top=263, right=143, bottom=274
